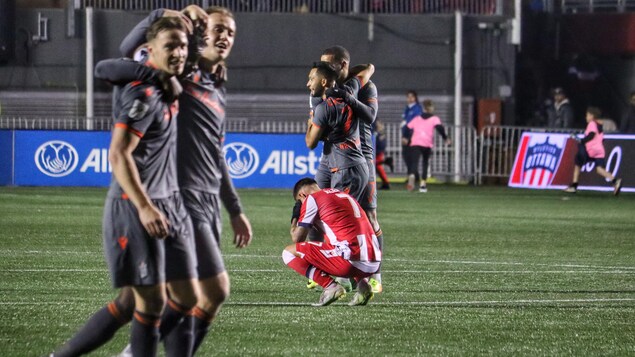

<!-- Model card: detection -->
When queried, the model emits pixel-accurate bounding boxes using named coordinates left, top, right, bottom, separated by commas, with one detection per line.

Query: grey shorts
left=181, top=189, right=225, bottom=279
left=330, top=163, right=369, bottom=204
left=315, top=159, right=332, bottom=189
left=103, top=193, right=198, bottom=288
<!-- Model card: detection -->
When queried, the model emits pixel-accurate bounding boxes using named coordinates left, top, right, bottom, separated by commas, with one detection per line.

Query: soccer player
left=564, top=106, right=622, bottom=195
left=103, top=5, right=253, bottom=355
left=318, top=46, right=385, bottom=293
left=284, top=178, right=382, bottom=306
left=53, top=17, right=197, bottom=357
left=305, top=61, right=370, bottom=205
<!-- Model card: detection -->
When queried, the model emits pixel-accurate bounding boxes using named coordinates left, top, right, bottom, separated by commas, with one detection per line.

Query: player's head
left=630, top=90, right=635, bottom=105
left=586, top=106, right=601, bottom=121
left=293, top=177, right=320, bottom=202
left=146, top=17, right=188, bottom=76
left=422, top=99, right=434, bottom=113
left=307, top=62, right=337, bottom=97
left=553, top=87, right=566, bottom=103
left=321, top=45, right=350, bottom=82
left=200, top=6, right=236, bottom=65
left=406, top=90, right=418, bottom=105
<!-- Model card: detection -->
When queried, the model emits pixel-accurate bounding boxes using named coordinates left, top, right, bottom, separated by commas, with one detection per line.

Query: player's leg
left=375, top=152, right=390, bottom=189
left=52, top=288, right=134, bottom=357
left=594, top=160, right=622, bottom=195
left=565, top=148, right=586, bottom=192
left=282, top=243, right=346, bottom=306
left=419, top=147, right=431, bottom=192
left=191, top=272, right=229, bottom=354
left=406, top=146, right=419, bottom=191
left=130, top=284, right=167, bottom=357
left=160, top=195, right=200, bottom=357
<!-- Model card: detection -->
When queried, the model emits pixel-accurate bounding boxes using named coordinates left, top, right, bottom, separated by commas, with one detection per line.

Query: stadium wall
left=0, top=8, right=515, bottom=121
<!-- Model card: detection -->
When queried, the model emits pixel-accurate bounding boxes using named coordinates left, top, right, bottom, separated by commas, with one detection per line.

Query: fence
left=74, top=0, right=505, bottom=14
left=476, top=125, right=583, bottom=185
left=560, top=0, right=635, bottom=13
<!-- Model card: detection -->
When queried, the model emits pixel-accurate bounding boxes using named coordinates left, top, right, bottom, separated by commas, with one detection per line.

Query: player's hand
left=445, top=138, right=452, bottom=146
left=325, top=87, right=352, bottom=104
left=138, top=204, right=170, bottom=239
left=231, top=213, right=252, bottom=248
left=156, top=72, right=183, bottom=102
left=213, top=63, right=227, bottom=87
left=181, top=5, right=209, bottom=29
left=401, top=138, right=409, bottom=146
left=162, top=9, right=194, bottom=34
left=291, top=199, right=302, bottom=223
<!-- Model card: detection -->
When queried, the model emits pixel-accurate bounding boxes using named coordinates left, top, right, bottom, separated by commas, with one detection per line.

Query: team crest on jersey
left=34, top=140, right=79, bottom=177
left=128, top=99, right=149, bottom=119
left=223, top=142, right=260, bottom=179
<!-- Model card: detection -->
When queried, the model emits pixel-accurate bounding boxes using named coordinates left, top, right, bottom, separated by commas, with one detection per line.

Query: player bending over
left=284, top=178, right=382, bottom=306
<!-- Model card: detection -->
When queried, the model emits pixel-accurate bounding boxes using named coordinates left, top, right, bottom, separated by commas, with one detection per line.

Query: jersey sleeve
left=342, top=77, right=361, bottom=98
left=298, top=195, right=318, bottom=228
left=119, top=9, right=164, bottom=57
left=95, top=58, right=158, bottom=85
left=311, top=102, right=329, bottom=129
left=114, top=84, right=156, bottom=138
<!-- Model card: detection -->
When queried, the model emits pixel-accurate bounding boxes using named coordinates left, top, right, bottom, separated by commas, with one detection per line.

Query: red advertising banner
left=509, top=133, right=635, bottom=193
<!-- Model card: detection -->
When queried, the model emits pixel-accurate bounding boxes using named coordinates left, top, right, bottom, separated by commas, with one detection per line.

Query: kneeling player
left=284, top=178, right=382, bottom=306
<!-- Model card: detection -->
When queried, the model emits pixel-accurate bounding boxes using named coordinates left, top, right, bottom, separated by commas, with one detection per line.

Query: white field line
left=2, top=268, right=635, bottom=274
left=0, top=298, right=634, bottom=307
left=2, top=251, right=635, bottom=271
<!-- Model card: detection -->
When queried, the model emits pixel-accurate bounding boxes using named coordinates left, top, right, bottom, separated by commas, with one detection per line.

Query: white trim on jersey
left=357, top=234, right=369, bottom=261
left=299, top=195, right=318, bottom=226
left=371, top=234, right=382, bottom=261
left=350, top=260, right=380, bottom=274
left=320, top=222, right=339, bottom=246
left=306, top=266, right=316, bottom=281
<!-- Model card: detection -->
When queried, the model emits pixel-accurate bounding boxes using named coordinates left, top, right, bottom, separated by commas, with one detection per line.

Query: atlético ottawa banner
left=0, top=130, right=323, bottom=189
left=508, top=132, right=635, bottom=193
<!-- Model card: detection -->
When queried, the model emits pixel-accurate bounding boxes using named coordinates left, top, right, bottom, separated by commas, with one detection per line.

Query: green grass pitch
left=0, top=185, right=634, bottom=356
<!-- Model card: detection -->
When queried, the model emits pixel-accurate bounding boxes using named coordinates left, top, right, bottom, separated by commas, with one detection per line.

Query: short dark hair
left=313, top=61, right=338, bottom=83
left=146, top=17, right=188, bottom=43
left=322, top=45, right=350, bottom=63
left=422, top=99, right=434, bottom=108
left=630, top=90, right=635, bottom=97
left=407, top=90, right=419, bottom=102
left=587, top=106, right=602, bottom=118
left=206, top=6, right=234, bottom=19
left=293, top=177, right=317, bottom=199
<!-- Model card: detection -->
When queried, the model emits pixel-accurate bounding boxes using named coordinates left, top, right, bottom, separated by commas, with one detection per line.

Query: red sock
left=283, top=250, right=334, bottom=288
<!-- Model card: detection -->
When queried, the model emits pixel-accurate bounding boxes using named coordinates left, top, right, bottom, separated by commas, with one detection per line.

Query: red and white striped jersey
left=298, top=188, right=381, bottom=262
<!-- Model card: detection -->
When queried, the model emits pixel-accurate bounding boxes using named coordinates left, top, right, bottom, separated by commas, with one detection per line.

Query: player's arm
left=95, top=58, right=158, bottom=85
left=434, top=124, right=451, bottom=145
left=109, top=126, right=169, bottom=239
left=290, top=225, right=310, bottom=243
left=350, top=63, right=375, bottom=87
left=119, top=8, right=193, bottom=58
left=306, top=105, right=327, bottom=149
left=580, top=131, right=596, bottom=144
left=220, top=157, right=252, bottom=248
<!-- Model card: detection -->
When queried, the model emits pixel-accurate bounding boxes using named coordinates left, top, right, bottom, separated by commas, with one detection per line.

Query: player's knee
left=282, top=249, right=295, bottom=265
left=114, top=288, right=136, bottom=319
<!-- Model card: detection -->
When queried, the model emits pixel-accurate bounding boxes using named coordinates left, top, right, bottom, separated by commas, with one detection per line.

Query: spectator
left=400, top=90, right=423, bottom=181
left=620, top=91, right=635, bottom=134
left=547, top=87, right=574, bottom=129
left=373, top=119, right=393, bottom=190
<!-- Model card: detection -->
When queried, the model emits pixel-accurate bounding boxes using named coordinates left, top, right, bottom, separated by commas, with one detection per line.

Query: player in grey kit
left=114, top=5, right=253, bottom=355
left=311, top=46, right=385, bottom=293
left=52, top=17, right=198, bottom=357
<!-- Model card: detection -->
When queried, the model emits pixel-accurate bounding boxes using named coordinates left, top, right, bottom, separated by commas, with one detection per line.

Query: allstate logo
left=223, top=142, right=259, bottom=179
left=34, top=140, right=79, bottom=177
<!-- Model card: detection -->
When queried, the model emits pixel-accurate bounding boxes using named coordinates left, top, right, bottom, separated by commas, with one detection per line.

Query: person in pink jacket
left=564, top=106, right=622, bottom=195
left=406, top=99, right=451, bottom=192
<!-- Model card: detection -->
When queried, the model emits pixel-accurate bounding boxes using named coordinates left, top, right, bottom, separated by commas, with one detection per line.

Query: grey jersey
left=312, top=80, right=365, bottom=170
left=357, top=80, right=378, bottom=160
left=177, top=70, right=242, bottom=216
left=108, top=81, right=179, bottom=199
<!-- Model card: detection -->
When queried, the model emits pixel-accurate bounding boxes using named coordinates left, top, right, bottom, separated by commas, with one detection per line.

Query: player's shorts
left=314, top=159, right=332, bottom=190
left=359, top=158, right=377, bottom=211
left=575, top=146, right=606, bottom=167
left=103, top=192, right=197, bottom=288
left=181, top=189, right=226, bottom=279
left=295, top=241, right=380, bottom=279
left=330, top=163, right=369, bottom=204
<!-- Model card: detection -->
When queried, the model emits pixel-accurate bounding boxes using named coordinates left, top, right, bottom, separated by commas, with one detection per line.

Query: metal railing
left=476, top=125, right=582, bottom=185
left=75, top=0, right=504, bottom=14
left=560, top=0, right=635, bottom=13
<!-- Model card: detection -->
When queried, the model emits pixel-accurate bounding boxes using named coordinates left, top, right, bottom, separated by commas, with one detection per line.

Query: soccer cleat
left=348, top=279, right=374, bottom=306
left=335, top=277, right=353, bottom=292
left=406, top=174, right=415, bottom=192
left=613, top=178, right=622, bottom=196
left=379, top=183, right=391, bottom=190
left=312, top=284, right=346, bottom=307
left=563, top=185, right=577, bottom=193
left=368, top=278, right=383, bottom=293
left=419, top=185, right=427, bottom=193
left=306, top=279, right=319, bottom=289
